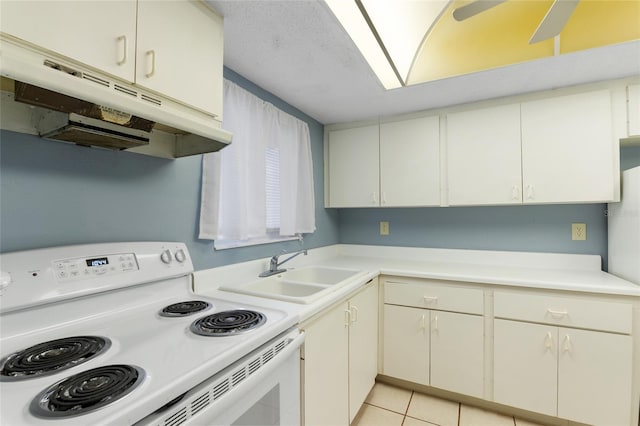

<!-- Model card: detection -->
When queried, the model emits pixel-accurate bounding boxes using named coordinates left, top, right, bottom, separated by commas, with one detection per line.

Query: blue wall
left=339, top=204, right=608, bottom=266
left=621, top=145, right=640, bottom=171
left=0, top=68, right=340, bottom=270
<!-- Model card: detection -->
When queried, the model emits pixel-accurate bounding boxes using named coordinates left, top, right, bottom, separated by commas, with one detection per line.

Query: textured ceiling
left=207, top=0, right=640, bottom=125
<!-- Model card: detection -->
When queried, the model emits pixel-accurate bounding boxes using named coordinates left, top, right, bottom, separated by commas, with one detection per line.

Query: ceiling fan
left=452, top=0, right=580, bottom=44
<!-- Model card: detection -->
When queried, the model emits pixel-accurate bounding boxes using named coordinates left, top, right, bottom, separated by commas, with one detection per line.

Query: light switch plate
left=380, top=221, right=389, bottom=236
left=572, top=223, right=586, bottom=241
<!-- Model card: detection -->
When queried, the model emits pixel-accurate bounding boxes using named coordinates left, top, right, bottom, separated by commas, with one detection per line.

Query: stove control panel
left=53, top=253, right=139, bottom=282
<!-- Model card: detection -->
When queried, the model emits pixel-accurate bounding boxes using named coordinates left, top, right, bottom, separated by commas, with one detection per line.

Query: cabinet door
left=521, top=90, right=615, bottom=203
left=302, top=301, right=349, bottom=426
left=382, top=304, right=429, bottom=385
left=380, top=116, right=440, bottom=206
left=494, top=319, right=557, bottom=416
left=446, top=104, right=522, bottom=205
left=0, top=1, right=137, bottom=81
left=136, top=1, right=223, bottom=116
left=348, top=282, right=379, bottom=422
left=328, top=125, right=380, bottom=207
left=558, top=328, right=632, bottom=425
left=430, top=311, right=483, bottom=398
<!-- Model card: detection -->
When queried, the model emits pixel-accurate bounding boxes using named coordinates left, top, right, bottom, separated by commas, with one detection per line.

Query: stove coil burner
left=31, top=364, right=143, bottom=418
left=191, top=310, right=266, bottom=336
left=159, top=300, right=212, bottom=317
left=0, top=336, right=110, bottom=381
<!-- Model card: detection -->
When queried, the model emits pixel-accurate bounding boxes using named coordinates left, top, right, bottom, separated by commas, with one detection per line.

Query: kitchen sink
left=275, top=266, right=363, bottom=286
left=220, top=266, right=366, bottom=304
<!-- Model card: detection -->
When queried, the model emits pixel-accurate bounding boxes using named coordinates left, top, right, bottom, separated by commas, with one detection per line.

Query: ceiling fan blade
left=529, top=0, right=579, bottom=44
left=452, top=0, right=507, bottom=22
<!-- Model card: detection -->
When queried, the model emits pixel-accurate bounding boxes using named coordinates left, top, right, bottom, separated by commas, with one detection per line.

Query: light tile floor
left=352, top=382, right=547, bottom=426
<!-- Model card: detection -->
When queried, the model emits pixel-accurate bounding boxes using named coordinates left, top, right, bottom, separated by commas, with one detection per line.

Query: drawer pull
left=423, top=296, right=438, bottom=303
left=545, top=332, right=553, bottom=350
left=547, top=308, right=568, bottom=318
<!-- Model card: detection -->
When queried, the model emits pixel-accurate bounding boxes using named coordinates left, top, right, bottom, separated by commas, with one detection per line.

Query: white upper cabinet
left=446, top=104, right=522, bottom=205
left=1, top=0, right=223, bottom=118
left=446, top=90, right=617, bottom=205
left=0, top=1, right=137, bottom=82
left=136, top=1, right=223, bottom=116
left=380, top=116, right=440, bottom=207
left=326, top=85, right=622, bottom=208
left=328, top=124, right=380, bottom=208
left=521, top=90, right=615, bottom=204
left=327, top=116, right=440, bottom=208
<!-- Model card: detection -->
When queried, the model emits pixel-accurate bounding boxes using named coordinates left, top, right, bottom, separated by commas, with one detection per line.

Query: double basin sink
left=220, top=266, right=367, bottom=304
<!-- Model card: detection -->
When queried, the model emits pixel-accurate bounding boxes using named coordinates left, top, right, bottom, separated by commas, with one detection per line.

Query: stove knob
left=175, top=249, right=186, bottom=263
left=160, top=249, right=173, bottom=264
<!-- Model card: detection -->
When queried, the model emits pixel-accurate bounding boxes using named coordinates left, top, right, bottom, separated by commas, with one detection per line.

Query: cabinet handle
left=381, top=192, right=387, bottom=205
left=545, top=331, right=553, bottom=350
left=432, top=313, right=438, bottom=331
left=563, top=335, right=571, bottom=353
left=344, top=309, right=351, bottom=327
left=145, top=50, right=156, bottom=78
left=117, top=35, right=128, bottom=65
left=511, top=185, right=521, bottom=200
left=526, top=184, right=535, bottom=200
left=371, top=192, right=378, bottom=204
left=423, top=295, right=438, bottom=304
left=350, top=306, right=359, bottom=323
left=419, top=314, right=426, bottom=330
left=547, top=308, right=568, bottom=319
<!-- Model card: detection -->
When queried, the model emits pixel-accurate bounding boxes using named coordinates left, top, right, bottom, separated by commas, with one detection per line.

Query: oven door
left=137, top=329, right=304, bottom=426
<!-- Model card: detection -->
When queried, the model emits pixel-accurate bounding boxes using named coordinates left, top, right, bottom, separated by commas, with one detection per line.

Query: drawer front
left=384, top=279, right=483, bottom=315
left=494, top=291, right=632, bottom=334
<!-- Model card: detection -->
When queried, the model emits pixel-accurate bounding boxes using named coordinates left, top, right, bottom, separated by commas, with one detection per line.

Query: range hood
left=0, top=37, right=232, bottom=159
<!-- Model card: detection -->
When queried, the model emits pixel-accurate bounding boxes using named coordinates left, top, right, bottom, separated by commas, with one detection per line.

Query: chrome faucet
left=259, top=249, right=308, bottom=277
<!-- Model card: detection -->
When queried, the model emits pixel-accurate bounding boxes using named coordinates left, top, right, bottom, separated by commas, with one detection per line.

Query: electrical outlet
left=572, top=223, right=586, bottom=241
left=380, top=221, right=389, bottom=236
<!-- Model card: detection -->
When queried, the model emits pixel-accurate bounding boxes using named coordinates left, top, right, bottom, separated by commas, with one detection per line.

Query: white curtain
left=199, top=79, right=315, bottom=242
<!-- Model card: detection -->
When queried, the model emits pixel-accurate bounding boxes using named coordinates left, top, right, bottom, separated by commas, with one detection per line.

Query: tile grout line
left=401, top=391, right=414, bottom=425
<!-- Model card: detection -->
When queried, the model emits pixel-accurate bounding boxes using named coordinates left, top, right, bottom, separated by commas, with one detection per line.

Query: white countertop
left=193, top=244, right=640, bottom=322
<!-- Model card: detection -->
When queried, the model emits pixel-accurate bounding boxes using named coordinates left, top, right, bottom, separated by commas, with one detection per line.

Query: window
left=199, top=80, right=315, bottom=249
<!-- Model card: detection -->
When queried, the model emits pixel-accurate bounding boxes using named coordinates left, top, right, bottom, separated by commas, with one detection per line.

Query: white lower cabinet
left=494, top=291, right=633, bottom=425
left=383, top=305, right=429, bottom=384
left=382, top=279, right=484, bottom=397
left=302, top=280, right=378, bottom=426
left=348, top=282, right=379, bottom=422
left=494, top=320, right=559, bottom=416
left=430, top=310, right=484, bottom=397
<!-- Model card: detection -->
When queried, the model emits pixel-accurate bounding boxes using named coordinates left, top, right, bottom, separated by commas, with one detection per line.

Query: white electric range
left=0, top=242, right=302, bottom=425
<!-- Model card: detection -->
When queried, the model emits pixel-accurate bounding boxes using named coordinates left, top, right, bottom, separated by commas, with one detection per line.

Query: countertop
left=193, top=244, right=640, bottom=323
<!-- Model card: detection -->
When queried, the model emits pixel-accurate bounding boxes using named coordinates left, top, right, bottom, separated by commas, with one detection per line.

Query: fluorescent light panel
left=325, top=0, right=402, bottom=89
left=325, top=0, right=450, bottom=90
left=362, top=0, right=450, bottom=83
